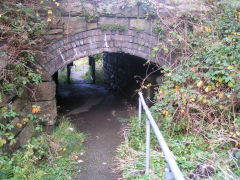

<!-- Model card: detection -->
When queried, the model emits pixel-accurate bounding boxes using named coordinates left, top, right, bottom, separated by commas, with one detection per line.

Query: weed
left=83, top=66, right=105, bottom=84
left=136, top=29, right=143, bottom=34
left=100, top=25, right=127, bottom=32
left=58, top=67, right=68, bottom=83
left=117, top=113, right=240, bottom=179
left=82, top=54, right=105, bottom=83
left=116, top=116, right=165, bottom=179
left=0, top=118, right=85, bottom=179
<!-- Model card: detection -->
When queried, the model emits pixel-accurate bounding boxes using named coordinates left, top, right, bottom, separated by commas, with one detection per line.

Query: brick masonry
left=37, top=28, right=160, bottom=128
left=0, top=0, right=207, bottom=153
left=41, top=29, right=160, bottom=76
left=33, top=0, right=207, bottom=127
left=39, top=0, right=207, bottom=76
left=103, top=52, right=148, bottom=93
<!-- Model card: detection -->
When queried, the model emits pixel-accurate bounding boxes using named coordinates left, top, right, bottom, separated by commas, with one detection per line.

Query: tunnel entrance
left=53, top=55, right=103, bottom=85
left=53, top=52, right=162, bottom=179
left=55, top=52, right=162, bottom=112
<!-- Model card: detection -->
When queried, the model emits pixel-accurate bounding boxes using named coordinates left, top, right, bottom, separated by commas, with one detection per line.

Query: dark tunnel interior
left=53, top=52, right=162, bottom=115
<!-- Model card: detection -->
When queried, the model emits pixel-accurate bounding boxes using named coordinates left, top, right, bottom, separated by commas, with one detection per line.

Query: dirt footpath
left=58, top=83, right=129, bottom=180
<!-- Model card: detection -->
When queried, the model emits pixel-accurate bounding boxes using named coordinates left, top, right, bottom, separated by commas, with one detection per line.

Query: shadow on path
left=57, top=83, right=129, bottom=180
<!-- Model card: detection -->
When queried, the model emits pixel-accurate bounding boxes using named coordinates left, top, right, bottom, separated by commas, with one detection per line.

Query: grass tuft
left=0, top=118, right=85, bottom=180
left=116, top=116, right=240, bottom=179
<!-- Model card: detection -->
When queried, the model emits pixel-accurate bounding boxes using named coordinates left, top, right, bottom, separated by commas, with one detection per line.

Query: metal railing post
left=145, top=118, right=150, bottom=175
left=165, top=165, right=174, bottom=180
left=138, top=92, right=185, bottom=180
left=138, top=97, right=142, bottom=128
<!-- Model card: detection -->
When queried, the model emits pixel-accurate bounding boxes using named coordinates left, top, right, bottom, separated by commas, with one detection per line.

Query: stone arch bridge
left=33, top=0, right=204, bottom=125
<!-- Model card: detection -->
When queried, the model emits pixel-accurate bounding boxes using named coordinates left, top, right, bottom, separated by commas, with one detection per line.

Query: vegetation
left=83, top=67, right=105, bottom=84
left=1, top=0, right=240, bottom=179
left=83, top=54, right=105, bottom=84
left=117, top=0, right=240, bottom=179
left=0, top=104, right=42, bottom=149
left=100, top=25, right=127, bottom=31
left=0, top=1, right=86, bottom=180
left=0, top=118, right=85, bottom=179
left=58, top=67, right=68, bottom=83
left=0, top=0, right=56, bottom=152
left=0, top=0, right=46, bottom=101
left=0, top=0, right=49, bottom=156
left=57, top=56, right=105, bottom=84
left=74, top=58, right=89, bottom=66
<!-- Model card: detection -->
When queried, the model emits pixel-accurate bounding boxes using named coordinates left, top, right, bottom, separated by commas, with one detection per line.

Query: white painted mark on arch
left=74, top=48, right=79, bottom=57
left=58, top=48, right=65, bottom=62
left=104, top=33, right=109, bottom=48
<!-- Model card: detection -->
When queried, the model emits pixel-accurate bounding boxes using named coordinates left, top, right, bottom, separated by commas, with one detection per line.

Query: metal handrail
left=138, top=92, right=185, bottom=180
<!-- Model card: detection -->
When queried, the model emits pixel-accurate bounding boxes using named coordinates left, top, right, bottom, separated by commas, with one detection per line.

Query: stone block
left=38, top=56, right=50, bottom=66
left=98, top=17, right=128, bottom=28
left=97, top=2, right=138, bottom=17
left=70, top=34, right=79, bottom=42
left=33, top=100, right=57, bottom=126
left=86, top=29, right=101, bottom=37
left=59, top=2, right=83, bottom=16
left=130, top=19, right=144, bottom=30
left=12, top=90, right=29, bottom=112
left=87, top=22, right=98, bottom=30
left=10, top=117, right=22, bottom=137
left=63, top=49, right=75, bottom=59
left=65, top=2, right=96, bottom=16
left=47, top=28, right=63, bottom=35
left=96, top=3, right=115, bottom=15
left=9, top=116, right=33, bottom=145
left=18, top=121, right=34, bottom=145
left=0, top=52, right=7, bottom=70
left=63, top=17, right=87, bottom=35
left=127, top=30, right=138, bottom=37
left=121, top=6, right=138, bottom=17
left=44, top=34, right=63, bottom=41
left=41, top=70, right=52, bottom=82
left=0, top=93, right=8, bottom=107
left=130, top=19, right=151, bottom=33
left=3, top=121, right=35, bottom=153
left=138, top=4, right=147, bottom=17
left=32, top=81, right=56, bottom=101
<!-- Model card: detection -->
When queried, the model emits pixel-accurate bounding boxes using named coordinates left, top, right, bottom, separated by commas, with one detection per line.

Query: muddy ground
left=57, top=83, right=136, bottom=180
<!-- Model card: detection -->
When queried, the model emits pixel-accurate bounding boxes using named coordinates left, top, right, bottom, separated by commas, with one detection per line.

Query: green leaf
left=236, top=151, right=240, bottom=159
left=18, top=87, right=24, bottom=96
left=153, top=47, right=159, bottom=52
left=0, top=138, right=6, bottom=148
left=237, top=93, right=240, bottom=99
left=163, top=46, right=168, bottom=53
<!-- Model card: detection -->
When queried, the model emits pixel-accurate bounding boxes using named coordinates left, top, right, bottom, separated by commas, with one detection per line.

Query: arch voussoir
left=41, top=29, right=160, bottom=76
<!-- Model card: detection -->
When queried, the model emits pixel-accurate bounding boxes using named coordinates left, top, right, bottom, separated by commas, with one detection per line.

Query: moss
left=116, top=14, right=125, bottom=18
left=86, top=13, right=99, bottom=23
left=100, top=25, right=108, bottom=31
left=136, top=29, right=143, bottom=33
left=81, top=10, right=99, bottom=23
left=100, top=25, right=127, bottom=31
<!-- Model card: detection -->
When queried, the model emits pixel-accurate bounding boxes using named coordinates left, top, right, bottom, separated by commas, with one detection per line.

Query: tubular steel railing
left=138, top=92, right=185, bottom=180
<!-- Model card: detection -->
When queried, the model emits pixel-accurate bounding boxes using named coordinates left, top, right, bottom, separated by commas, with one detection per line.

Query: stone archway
left=34, top=29, right=160, bottom=126
left=40, top=29, right=160, bottom=76
left=34, top=28, right=161, bottom=126
left=33, top=0, right=203, bottom=125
